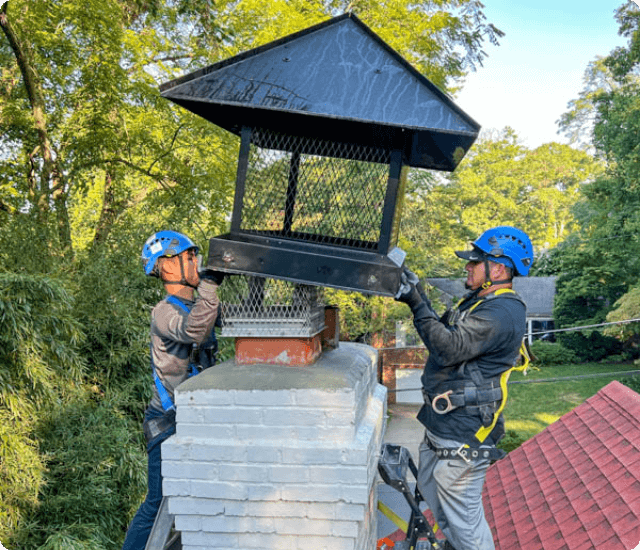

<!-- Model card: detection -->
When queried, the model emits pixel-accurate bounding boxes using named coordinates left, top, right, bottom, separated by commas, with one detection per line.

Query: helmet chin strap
left=161, top=255, right=199, bottom=289
left=181, top=255, right=199, bottom=289
left=481, top=258, right=512, bottom=291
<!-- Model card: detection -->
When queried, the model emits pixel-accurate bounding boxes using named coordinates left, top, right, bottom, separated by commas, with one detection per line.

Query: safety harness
left=151, top=295, right=199, bottom=412
left=426, top=288, right=531, bottom=460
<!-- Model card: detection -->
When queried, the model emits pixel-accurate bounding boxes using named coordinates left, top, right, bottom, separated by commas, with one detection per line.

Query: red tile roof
left=483, top=381, right=640, bottom=550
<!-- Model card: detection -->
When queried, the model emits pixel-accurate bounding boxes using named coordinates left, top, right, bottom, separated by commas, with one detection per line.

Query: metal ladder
left=378, top=443, right=445, bottom=550
left=145, top=498, right=181, bottom=550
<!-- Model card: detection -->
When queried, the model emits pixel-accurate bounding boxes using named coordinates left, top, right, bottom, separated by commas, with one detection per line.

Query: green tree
left=558, top=57, right=618, bottom=150
left=546, top=2, right=640, bottom=356
left=19, top=395, right=146, bottom=550
left=0, top=273, right=85, bottom=543
left=0, top=0, right=236, bottom=271
left=399, top=128, right=601, bottom=278
left=605, top=285, right=640, bottom=353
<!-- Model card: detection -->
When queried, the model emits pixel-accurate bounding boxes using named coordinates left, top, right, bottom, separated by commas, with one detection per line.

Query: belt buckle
left=455, top=444, right=471, bottom=464
left=432, top=390, right=455, bottom=414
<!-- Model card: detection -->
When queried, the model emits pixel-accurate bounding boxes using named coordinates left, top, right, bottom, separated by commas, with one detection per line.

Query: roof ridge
left=591, top=380, right=640, bottom=418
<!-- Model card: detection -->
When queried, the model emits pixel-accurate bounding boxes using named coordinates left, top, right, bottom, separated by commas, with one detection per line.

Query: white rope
left=527, top=317, right=640, bottom=337
left=383, top=318, right=640, bottom=394
left=381, top=317, right=640, bottom=353
left=389, top=370, right=640, bottom=392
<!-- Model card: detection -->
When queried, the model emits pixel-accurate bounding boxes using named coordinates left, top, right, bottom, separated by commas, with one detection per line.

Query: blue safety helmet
left=455, top=226, right=534, bottom=277
left=141, top=230, right=198, bottom=277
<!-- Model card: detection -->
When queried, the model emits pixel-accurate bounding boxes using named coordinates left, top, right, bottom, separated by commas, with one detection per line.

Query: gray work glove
left=395, top=267, right=438, bottom=320
left=395, top=268, right=424, bottom=309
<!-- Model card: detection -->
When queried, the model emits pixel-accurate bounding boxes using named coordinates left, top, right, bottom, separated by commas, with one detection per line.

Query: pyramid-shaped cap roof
left=160, top=13, right=480, bottom=171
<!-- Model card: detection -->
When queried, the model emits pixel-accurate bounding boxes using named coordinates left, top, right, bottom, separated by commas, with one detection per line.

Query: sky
left=454, top=0, right=633, bottom=149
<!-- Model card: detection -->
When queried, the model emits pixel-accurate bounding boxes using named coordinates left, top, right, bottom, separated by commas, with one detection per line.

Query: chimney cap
left=160, top=13, right=480, bottom=171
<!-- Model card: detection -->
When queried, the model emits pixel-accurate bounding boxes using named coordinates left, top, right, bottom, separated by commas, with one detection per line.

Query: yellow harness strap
left=473, top=289, right=530, bottom=443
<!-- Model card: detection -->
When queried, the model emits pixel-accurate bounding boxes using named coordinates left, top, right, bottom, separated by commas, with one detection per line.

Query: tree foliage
left=0, top=0, right=237, bottom=269
left=550, top=2, right=640, bottom=354
left=19, top=395, right=146, bottom=550
left=0, top=273, right=85, bottom=542
left=399, top=128, right=601, bottom=278
left=605, top=285, right=640, bottom=347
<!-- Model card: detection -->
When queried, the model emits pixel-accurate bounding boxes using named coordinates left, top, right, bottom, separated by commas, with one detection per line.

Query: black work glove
left=199, top=269, right=226, bottom=285
left=199, top=343, right=218, bottom=370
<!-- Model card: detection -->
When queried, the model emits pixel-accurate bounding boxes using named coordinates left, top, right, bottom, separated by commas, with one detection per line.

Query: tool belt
left=425, top=437, right=506, bottom=463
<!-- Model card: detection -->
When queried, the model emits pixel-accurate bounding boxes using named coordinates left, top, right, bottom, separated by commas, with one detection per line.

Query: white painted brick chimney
left=161, top=342, right=387, bottom=550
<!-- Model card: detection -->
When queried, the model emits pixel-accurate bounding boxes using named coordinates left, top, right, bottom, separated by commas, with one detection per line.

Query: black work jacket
left=413, top=288, right=526, bottom=446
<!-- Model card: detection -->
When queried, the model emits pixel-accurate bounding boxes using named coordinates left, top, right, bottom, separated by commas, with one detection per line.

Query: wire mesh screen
left=218, top=275, right=326, bottom=337
left=238, top=129, right=397, bottom=250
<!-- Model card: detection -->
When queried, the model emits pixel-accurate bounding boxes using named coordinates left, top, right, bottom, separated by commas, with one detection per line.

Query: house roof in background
left=483, top=381, right=640, bottom=549
left=427, top=276, right=556, bottom=318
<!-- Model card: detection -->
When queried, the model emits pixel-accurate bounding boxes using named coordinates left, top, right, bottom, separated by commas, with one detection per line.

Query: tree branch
left=1, top=2, right=72, bottom=255
left=104, top=157, right=174, bottom=191
left=147, top=124, right=185, bottom=174
left=152, top=54, right=194, bottom=64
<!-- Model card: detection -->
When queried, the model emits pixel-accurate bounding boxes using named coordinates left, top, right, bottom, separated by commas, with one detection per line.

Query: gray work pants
left=417, top=430, right=495, bottom=550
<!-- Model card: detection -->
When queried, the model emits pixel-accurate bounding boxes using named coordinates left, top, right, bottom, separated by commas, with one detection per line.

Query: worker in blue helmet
left=395, top=226, right=534, bottom=550
left=122, top=230, right=225, bottom=550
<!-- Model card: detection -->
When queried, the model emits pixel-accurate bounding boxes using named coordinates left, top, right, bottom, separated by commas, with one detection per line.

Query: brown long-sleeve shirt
left=148, top=279, right=220, bottom=411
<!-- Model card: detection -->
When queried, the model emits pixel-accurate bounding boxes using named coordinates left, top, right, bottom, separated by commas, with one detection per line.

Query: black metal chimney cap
left=160, top=13, right=480, bottom=171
